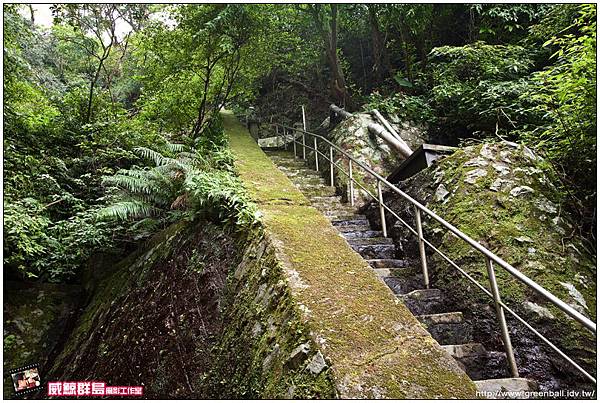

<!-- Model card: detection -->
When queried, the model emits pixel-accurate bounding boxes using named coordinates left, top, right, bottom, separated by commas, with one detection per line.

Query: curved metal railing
left=271, top=122, right=596, bottom=384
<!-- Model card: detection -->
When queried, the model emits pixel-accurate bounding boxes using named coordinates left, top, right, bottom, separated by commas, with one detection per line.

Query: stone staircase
left=266, top=150, right=538, bottom=397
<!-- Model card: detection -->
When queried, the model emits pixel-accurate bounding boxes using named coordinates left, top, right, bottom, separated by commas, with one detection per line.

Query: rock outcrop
left=365, top=141, right=596, bottom=391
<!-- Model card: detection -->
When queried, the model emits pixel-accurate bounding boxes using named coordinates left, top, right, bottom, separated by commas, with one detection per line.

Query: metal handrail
left=275, top=123, right=597, bottom=384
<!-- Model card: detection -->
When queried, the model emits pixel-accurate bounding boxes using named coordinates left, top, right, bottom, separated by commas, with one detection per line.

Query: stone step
left=417, top=312, right=464, bottom=326
left=399, top=288, right=443, bottom=300
left=440, top=343, right=510, bottom=381
left=346, top=237, right=394, bottom=246
left=322, top=208, right=361, bottom=218
left=297, top=186, right=337, bottom=197
left=425, top=321, right=472, bottom=346
left=342, top=230, right=383, bottom=239
left=316, top=204, right=352, bottom=211
left=289, top=171, right=325, bottom=179
left=382, top=274, right=425, bottom=295
left=331, top=214, right=367, bottom=221
left=398, top=288, right=446, bottom=316
left=441, top=343, right=487, bottom=359
left=474, top=378, right=538, bottom=398
left=367, top=259, right=410, bottom=268
left=373, top=268, right=393, bottom=278
left=273, top=162, right=307, bottom=170
left=331, top=217, right=370, bottom=227
left=461, top=351, right=510, bottom=381
left=351, top=243, right=396, bottom=259
left=294, top=179, right=328, bottom=188
left=336, top=224, right=371, bottom=233
left=310, top=196, right=342, bottom=203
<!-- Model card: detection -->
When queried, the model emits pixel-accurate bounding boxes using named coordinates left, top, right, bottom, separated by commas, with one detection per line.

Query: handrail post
left=329, top=146, right=334, bottom=186
left=377, top=180, right=387, bottom=237
left=283, top=127, right=287, bottom=151
left=293, top=129, right=297, bottom=158
left=414, top=206, right=429, bottom=288
left=349, top=160, right=354, bottom=206
left=286, top=128, right=290, bottom=151
left=314, top=136, right=319, bottom=170
left=486, top=258, right=519, bottom=378
left=302, top=132, right=306, bottom=160
left=302, top=106, right=307, bottom=160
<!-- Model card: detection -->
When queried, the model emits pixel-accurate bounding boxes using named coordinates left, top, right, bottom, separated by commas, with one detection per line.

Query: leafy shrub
left=3, top=198, right=113, bottom=282
left=40, top=209, right=116, bottom=281
left=4, top=198, right=51, bottom=279
left=365, top=91, right=434, bottom=123
left=426, top=42, right=537, bottom=137
left=520, top=4, right=596, bottom=227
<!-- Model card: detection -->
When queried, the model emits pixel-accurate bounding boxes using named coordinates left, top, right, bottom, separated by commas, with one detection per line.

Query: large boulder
left=366, top=141, right=596, bottom=391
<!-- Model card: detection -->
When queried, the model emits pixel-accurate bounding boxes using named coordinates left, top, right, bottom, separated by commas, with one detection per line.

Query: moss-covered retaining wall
left=225, top=111, right=476, bottom=398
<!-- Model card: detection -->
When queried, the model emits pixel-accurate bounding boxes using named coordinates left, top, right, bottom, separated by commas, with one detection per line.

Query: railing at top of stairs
left=270, top=114, right=597, bottom=385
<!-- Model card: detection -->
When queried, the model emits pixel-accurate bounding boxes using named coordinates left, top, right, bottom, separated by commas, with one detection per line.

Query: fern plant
left=97, top=142, right=256, bottom=231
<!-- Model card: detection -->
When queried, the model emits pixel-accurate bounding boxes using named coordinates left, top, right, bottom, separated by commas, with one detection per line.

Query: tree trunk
left=368, top=5, right=391, bottom=84
left=327, top=5, right=348, bottom=106
left=307, top=4, right=350, bottom=107
left=398, top=23, right=413, bottom=83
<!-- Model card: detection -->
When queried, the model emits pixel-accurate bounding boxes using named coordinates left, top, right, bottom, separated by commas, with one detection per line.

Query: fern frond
left=102, top=174, right=156, bottom=195
left=134, top=147, right=173, bottom=166
left=96, top=200, right=162, bottom=221
left=166, top=142, right=186, bottom=153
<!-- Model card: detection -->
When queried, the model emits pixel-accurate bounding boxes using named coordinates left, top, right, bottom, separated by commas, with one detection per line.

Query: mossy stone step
left=295, top=185, right=337, bottom=196
left=342, top=230, right=383, bottom=239
left=310, top=196, right=342, bottom=203
left=272, top=158, right=307, bottom=165
left=417, top=312, right=464, bottom=326
left=442, top=343, right=487, bottom=358
left=331, top=217, right=369, bottom=227
left=281, top=168, right=323, bottom=177
left=398, top=288, right=446, bottom=316
left=313, top=201, right=353, bottom=209
left=323, top=210, right=362, bottom=220
left=293, top=177, right=329, bottom=186
left=296, top=186, right=335, bottom=200
left=272, top=162, right=308, bottom=171
left=367, top=259, right=411, bottom=268
left=335, top=224, right=371, bottom=233
left=382, top=274, right=426, bottom=294
left=350, top=243, right=396, bottom=259
left=425, top=321, right=473, bottom=346
left=457, top=351, right=510, bottom=381
left=346, top=237, right=393, bottom=246
left=442, top=344, right=510, bottom=381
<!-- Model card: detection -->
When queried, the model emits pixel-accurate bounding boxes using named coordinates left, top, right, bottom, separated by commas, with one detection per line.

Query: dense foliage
left=3, top=3, right=597, bottom=283
left=244, top=3, right=596, bottom=237
left=3, top=5, right=258, bottom=282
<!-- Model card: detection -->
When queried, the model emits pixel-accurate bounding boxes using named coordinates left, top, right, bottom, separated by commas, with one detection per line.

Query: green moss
left=223, top=111, right=477, bottom=399
left=226, top=112, right=309, bottom=207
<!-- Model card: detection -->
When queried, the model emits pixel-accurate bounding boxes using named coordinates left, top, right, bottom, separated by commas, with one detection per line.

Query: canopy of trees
left=3, top=3, right=596, bottom=283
